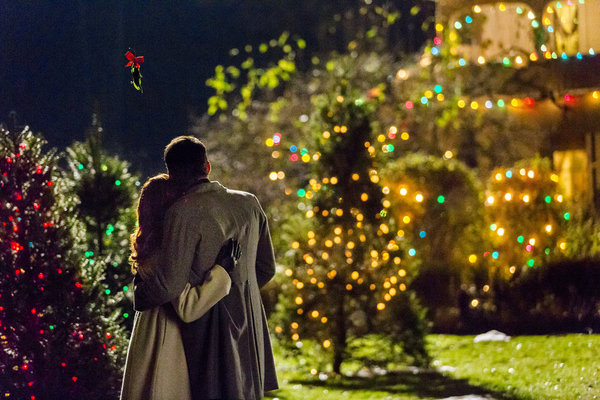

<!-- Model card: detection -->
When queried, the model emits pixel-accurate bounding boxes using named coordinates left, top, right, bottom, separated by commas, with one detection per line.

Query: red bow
left=125, top=51, right=144, bottom=68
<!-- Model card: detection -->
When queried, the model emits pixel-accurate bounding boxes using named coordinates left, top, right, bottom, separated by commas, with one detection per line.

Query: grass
left=266, top=334, right=600, bottom=400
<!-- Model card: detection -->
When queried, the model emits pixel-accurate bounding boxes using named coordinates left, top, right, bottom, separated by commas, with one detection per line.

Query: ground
left=266, top=334, right=600, bottom=400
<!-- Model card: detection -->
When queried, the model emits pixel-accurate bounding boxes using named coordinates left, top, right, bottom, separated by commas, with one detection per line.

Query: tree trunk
left=332, top=287, right=346, bottom=374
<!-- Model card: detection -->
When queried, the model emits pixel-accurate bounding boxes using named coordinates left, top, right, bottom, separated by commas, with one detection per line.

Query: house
left=435, top=0, right=600, bottom=206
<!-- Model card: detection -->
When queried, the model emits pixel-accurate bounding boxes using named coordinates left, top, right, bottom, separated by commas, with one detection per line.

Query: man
left=133, top=136, right=278, bottom=400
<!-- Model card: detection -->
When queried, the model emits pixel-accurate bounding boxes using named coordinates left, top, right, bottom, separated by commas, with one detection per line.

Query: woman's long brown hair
left=129, top=173, right=180, bottom=275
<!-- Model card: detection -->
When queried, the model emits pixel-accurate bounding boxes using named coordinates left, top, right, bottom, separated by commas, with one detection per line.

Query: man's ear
left=206, top=161, right=211, bottom=176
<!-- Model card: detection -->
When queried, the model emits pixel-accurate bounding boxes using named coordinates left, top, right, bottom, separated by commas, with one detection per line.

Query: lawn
left=266, top=334, right=600, bottom=400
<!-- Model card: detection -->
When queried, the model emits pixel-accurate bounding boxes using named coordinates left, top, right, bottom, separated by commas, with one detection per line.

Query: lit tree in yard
left=65, top=114, right=139, bottom=329
left=0, top=125, right=126, bottom=399
left=277, top=57, right=429, bottom=373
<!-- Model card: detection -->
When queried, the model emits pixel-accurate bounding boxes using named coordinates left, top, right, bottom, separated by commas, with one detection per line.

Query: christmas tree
left=275, top=58, right=429, bottom=372
left=0, top=125, right=126, bottom=399
left=65, top=113, right=139, bottom=329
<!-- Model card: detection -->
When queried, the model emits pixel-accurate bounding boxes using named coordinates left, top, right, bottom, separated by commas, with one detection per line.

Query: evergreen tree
left=65, top=113, right=139, bottom=329
left=276, top=58, right=429, bottom=372
left=0, top=125, right=126, bottom=399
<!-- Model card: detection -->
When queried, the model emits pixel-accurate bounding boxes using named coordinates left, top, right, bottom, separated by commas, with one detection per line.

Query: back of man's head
left=163, top=136, right=208, bottom=182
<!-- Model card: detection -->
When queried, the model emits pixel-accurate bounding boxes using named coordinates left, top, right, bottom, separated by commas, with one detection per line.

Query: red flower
left=125, top=51, right=144, bottom=69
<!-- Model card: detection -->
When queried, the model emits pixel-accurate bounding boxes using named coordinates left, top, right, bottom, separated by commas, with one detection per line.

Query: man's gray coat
left=134, top=181, right=278, bottom=400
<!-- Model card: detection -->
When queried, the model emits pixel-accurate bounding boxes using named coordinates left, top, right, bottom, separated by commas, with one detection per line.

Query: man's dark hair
left=163, top=136, right=208, bottom=180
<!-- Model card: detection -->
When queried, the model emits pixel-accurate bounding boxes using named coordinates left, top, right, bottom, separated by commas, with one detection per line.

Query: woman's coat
left=120, top=261, right=231, bottom=400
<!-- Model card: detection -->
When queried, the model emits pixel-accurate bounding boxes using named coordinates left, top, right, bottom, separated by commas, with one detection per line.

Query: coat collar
left=186, top=180, right=226, bottom=195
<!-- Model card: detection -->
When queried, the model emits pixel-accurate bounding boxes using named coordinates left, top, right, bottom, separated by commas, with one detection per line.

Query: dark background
left=0, top=0, right=432, bottom=175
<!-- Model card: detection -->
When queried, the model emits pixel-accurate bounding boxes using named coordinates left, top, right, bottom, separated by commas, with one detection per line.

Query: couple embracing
left=120, top=136, right=278, bottom=400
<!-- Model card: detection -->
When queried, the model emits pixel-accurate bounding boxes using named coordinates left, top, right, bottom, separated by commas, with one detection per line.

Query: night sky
left=0, top=1, right=431, bottom=175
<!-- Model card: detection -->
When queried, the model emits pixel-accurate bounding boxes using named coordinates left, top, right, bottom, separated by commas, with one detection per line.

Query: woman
left=120, top=174, right=239, bottom=400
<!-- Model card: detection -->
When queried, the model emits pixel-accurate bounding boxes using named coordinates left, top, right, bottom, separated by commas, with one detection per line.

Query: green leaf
left=226, top=66, right=240, bottom=78
left=241, top=58, right=254, bottom=69
left=278, top=31, right=290, bottom=46
left=297, top=38, right=306, bottom=49
left=241, top=86, right=252, bottom=100
left=278, top=59, right=296, bottom=73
